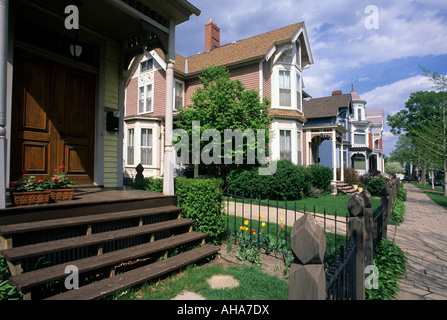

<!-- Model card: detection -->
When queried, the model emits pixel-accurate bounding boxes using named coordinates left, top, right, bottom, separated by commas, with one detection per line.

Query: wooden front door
left=11, top=51, right=96, bottom=185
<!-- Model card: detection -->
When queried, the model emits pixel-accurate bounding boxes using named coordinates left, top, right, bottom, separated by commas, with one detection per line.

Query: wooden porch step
left=9, top=231, right=207, bottom=293
left=0, top=205, right=182, bottom=237
left=45, top=245, right=219, bottom=300
left=1, top=218, right=193, bottom=262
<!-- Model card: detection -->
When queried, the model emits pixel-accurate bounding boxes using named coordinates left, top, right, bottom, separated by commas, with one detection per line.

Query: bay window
left=279, top=70, right=291, bottom=107
left=280, top=130, right=292, bottom=160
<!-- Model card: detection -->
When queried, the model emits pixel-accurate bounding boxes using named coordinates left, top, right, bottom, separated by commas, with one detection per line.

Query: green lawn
left=411, top=182, right=444, bottom=193
left=114, top=263, right=289, bottom=300
left=228, top=194, right=382, bottom=217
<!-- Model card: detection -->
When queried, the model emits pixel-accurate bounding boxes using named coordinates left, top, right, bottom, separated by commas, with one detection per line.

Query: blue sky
left=175, top=0, right=447, bottom=156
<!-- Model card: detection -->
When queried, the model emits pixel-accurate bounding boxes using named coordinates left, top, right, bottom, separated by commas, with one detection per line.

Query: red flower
left=52, top=177, right=59, bottom=182
left=281, top=225, right=285, bottom=230
left=9, top=181, right=18, bottom=187
left=251, top=228, right=255, bottom=233
left=22, top=169, right=29, bottom=174
left=59, top=165, right=65, bottom=170
left=38, top=180, right=44, bottom=183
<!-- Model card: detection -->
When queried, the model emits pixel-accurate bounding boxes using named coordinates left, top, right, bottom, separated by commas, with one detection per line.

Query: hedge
left=175, top=177, right=226, bottom=244
left=227, top=160, right=333, bottom=200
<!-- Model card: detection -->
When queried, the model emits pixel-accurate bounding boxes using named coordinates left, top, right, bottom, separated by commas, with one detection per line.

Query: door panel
left=11, top=51, right=96, bottom=185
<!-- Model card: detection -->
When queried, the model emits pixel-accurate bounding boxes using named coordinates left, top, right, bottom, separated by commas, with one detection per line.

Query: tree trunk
left=421, top=164, right=427, bottom=184
left=444, top=161, right=447, bottom=197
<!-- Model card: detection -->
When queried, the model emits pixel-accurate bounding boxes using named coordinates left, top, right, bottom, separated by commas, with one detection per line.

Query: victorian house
left=302, top=87, right=385, bottom=179
left=123, top=20, right=314, bottom=178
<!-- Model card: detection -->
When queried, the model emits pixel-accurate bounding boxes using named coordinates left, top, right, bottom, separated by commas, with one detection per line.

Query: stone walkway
left=392, top=183, right=447, bottom=300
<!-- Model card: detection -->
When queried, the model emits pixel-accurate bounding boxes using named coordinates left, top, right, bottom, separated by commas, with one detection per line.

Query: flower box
left=49, top=188, right=75, bottom=202
left=10, top=190, right=51, bottom=207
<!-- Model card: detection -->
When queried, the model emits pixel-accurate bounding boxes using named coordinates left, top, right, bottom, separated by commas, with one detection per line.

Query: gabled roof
left=154, top=22, right=312, bottom=76
left=303, top=94, right=351, bottom=119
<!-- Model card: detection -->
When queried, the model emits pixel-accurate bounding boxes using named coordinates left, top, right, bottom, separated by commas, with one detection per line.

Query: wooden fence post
left=348, top=193, right=366, bottom=300
left=360, top=190, right=373, bottom=267
left=381, top=181, right=392, bottom=239
left=289, top=214, right=326, bottom=300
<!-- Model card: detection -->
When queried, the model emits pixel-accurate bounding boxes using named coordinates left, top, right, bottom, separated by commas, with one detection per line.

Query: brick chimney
left=332, top=90, right=342, bottom=96
left=205, top=19, right=220, bottom=51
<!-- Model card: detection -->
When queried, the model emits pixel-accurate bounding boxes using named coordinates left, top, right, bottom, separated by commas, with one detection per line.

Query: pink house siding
left=153, top=69, right=167, bottom=116
left=126, top=77, right=138, bottom=116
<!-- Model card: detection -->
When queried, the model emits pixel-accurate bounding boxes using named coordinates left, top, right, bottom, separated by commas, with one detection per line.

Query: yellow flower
left=244, top=220, right=249, bottom=226
left=259, top=214, right=263, bottom=219
left=280, top=218, right=284, bottom=223
left=261, top=222, right=266, bottom=227
left=240, top=226, right=244, bottom=230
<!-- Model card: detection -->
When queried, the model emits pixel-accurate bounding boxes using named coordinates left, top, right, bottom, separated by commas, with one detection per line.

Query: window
left=297, top=132, right=302, bottom=165
left=353, top=154, right=366, bottom=171
left=127, top=129, right=134, bottom=166
left=357, top=108, right=362, bottom=121
left=374, top=139, right=380, bottom=149
left=138, top=84, right=153, bottom=114
left=280, top=130, right=292, bottom=160
left=354, top=130, right=366, bottom=145
left=174, top=81, right=184, bottom=110
left=140, top=59, right=153, bottom=72
left=296, top=73, right=301, bottom=111
left=141, top=128, right=153, bottom=166
left=279, top=70, right=291, bottom=107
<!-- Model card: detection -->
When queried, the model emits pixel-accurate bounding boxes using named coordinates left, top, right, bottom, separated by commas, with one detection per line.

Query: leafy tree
left=176, top=66, right=273, bottom=182
left=388, top=67, right=447, bottom=194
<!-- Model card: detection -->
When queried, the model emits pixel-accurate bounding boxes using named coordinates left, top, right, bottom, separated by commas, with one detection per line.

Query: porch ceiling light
left=70, top=43, right=83, bottom=58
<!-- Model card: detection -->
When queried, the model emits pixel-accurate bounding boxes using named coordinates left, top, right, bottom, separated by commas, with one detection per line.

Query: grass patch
left=425, top=192, right=447, bottom=210
left=114, top=263, right=288, bottom=300
left=411, top=182, right=444, bottom=193
left=226, top=194, right=381, bottom=217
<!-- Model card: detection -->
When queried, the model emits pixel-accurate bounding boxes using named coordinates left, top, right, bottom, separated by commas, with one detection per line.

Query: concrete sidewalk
left=391, top=183, right=447, bottom=300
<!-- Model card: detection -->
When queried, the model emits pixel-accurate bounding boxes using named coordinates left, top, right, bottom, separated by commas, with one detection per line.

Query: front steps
left=336, top=182, right=358, bottom=195
left=0, top=192, right=218, bottom=300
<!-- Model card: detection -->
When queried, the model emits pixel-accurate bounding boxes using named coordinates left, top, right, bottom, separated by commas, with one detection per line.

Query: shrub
left=397, top=186, right=407, bottom=201
left=306, top=165, right=333, bottom=192
left=226, top=160, right=311, bottom=200
left=344, top=167, right=359, bottom=185
left=145, top=177, right=164, bottom=193
left=390, top=198, right=405, bottom=225
left=175, top=177, right=226, bottom=244
left=270, top=160, right=311, bottom=200
left=367, top=178, right=387, bottom=196
left=366, top=238, right=406, bottom=300
left=1, top=256, right=19, bottom=300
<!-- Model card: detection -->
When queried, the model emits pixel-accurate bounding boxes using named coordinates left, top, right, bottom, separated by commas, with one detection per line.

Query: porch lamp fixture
left=69, top=0, right=82, bottom=62
left=70, top=32, right=82, bottom=60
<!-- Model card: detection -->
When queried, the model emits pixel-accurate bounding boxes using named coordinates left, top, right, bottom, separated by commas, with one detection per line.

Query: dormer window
left=140, top=58, right=153, bottom=72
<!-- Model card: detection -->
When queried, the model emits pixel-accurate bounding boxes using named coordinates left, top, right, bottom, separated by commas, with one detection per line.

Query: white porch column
left=163, top=20, right=175, bottom=196
left=163, top=62, right=175, bottom=195
left=340, top=142, right=344, bottom=181
left=0, top=0, right=9, bottom=209
left=332, top=129, right=336, bottom=181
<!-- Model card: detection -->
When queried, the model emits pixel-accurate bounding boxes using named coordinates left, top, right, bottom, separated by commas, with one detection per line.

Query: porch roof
left=303, top=93, right=351, bottom=119
left=24, top=0, right=200, bottom=41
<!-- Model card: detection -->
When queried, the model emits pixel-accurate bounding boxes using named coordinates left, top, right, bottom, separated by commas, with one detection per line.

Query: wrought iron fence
left=223, top=190, right=348, bottom=258
left=325, top=232, right=357, bottom=300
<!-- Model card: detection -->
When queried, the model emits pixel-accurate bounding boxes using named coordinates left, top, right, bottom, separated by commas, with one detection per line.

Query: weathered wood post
left=135, top=163, right=144, bottom=185
left=360, top=190, right=373, bottom=267
left=381, top=181, right=392, bottom=239
left=289, top=214, right=326, bottom=300
left=348, top=193, right=366, bottom=300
